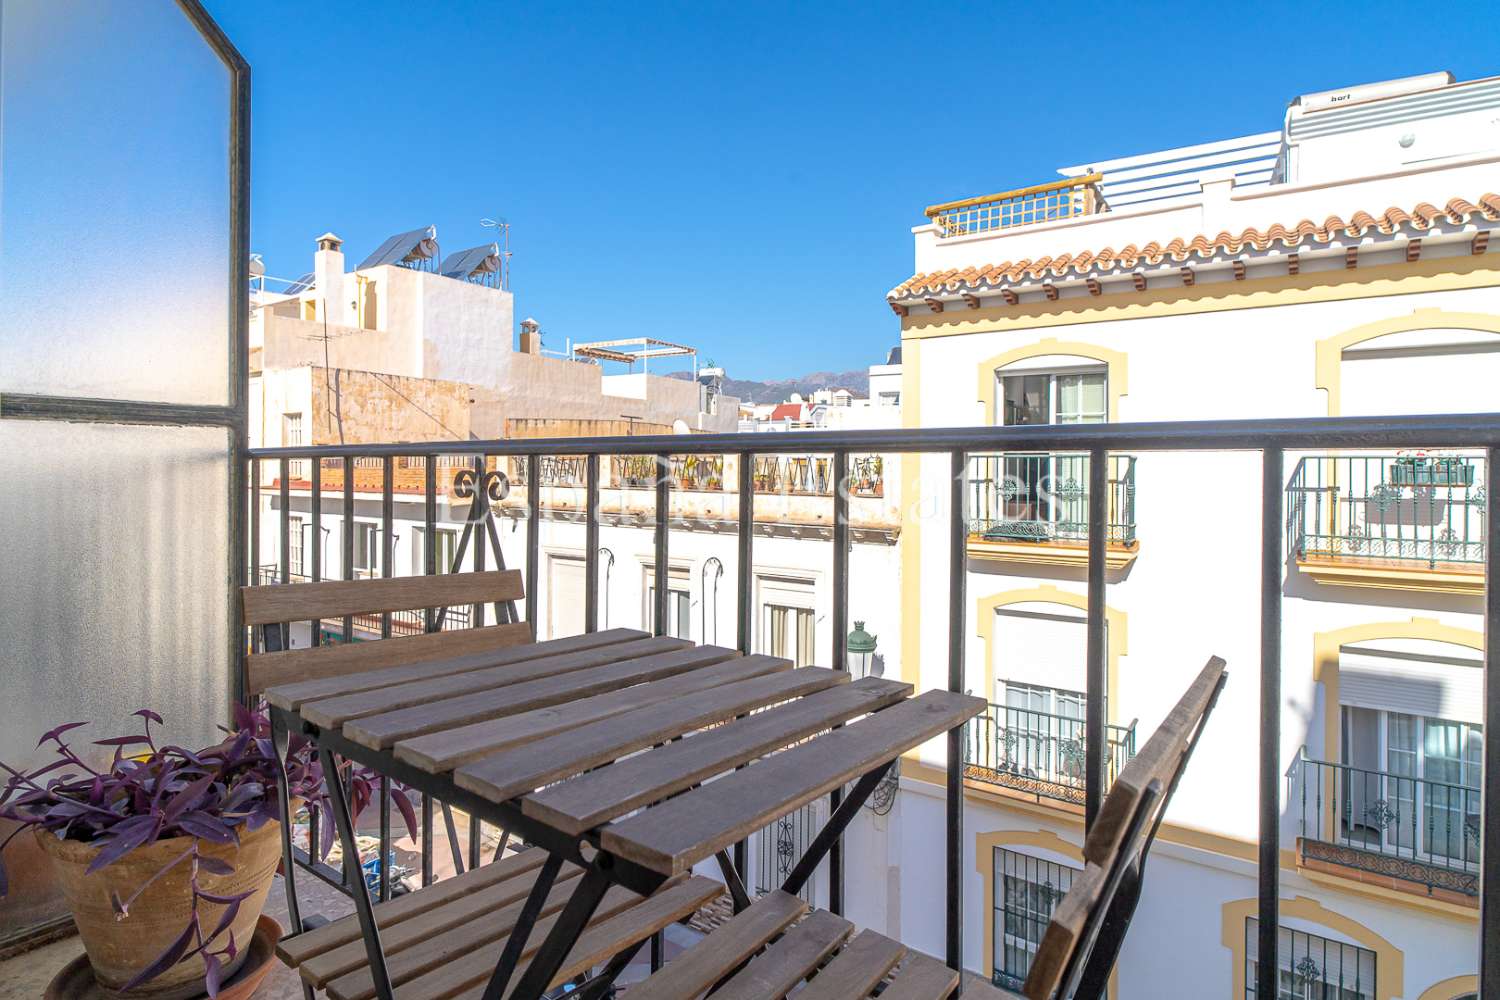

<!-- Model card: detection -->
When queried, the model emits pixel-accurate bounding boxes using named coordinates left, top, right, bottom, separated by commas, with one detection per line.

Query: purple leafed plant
left=0, top=704, right=418, bottom=997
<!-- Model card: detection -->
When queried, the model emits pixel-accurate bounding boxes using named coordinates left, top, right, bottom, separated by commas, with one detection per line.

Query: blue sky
left=207, top=1, right=1498, bottom=380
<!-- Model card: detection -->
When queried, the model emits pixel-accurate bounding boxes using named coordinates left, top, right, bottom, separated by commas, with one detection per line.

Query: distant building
left=249, top=229, right=738, bottom=450
left=740, top=352, right=904, bottom=432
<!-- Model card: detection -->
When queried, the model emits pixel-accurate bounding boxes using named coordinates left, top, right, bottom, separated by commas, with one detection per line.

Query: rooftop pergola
left=571, top=336, right=697, bottom=373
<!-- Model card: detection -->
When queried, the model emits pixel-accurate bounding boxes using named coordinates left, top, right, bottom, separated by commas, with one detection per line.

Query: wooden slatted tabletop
left=267, top=630, right=984, bottom=999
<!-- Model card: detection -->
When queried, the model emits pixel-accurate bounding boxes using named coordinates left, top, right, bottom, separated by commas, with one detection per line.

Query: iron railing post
left=585, top=454, right=600, bottom=633
left=526, top=454, right=540, bottom=628
left=735, top=451, right=754, bottom=880
left=830, top=450, right=849, bottom=914
left=311, top=458, right=323, bottom=643
left=342, top=456, right=354, bottom=642
left=1085, top=447, right=1107, bottom=831
left=1258, top=446, right=1284, bottom=1000
left=654, top=454, right=669, bottom=636
left=1481, top=445, right=1500, bottom=995
left=947, top=448, right=966, bottom=991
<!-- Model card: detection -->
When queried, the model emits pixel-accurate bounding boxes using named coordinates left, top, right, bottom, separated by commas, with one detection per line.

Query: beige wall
left=307, top=367, right=475, bottom=446
left=477, top=351, right=739, bottom=434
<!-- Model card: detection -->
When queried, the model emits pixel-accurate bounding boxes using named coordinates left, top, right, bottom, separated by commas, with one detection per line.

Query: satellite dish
left=248, top=254, right=265, bottom=277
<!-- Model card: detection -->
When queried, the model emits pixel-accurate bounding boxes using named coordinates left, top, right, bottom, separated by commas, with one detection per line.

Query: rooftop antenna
left=479, top=216, right=513, bottom=290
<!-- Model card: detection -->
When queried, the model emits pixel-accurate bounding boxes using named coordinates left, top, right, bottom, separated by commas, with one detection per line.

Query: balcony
left=965, top=453, right=1138, bottom=569
left=925, top=174, right=1106, bottom=238
left=1290, top=749, right=1479, bottom=903
left=963, top=705, right=1137, bottom=807
left=1287, top=454, right=1487, bottom=593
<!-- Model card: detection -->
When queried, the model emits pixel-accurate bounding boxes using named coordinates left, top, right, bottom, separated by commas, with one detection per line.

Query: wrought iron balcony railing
left=1286, top=454, right=1486, bottom=569
left=925, top=174, right=1106, bottom=238
left=507, top=453, right=885, bottom=497
left=966, top=453, right=1136, bottom=545
left=1289, top=749, right=1479, bottom=897
left=963, top=705, right=1136, bottom=806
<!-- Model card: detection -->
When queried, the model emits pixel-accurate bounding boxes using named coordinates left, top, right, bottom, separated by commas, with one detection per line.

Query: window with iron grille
left=287, top=516, right=304, bottom=577
left=993, top=848, right=1076, bottom=991
left=283, top=413, right=305, bottom=478
left=1245, top=918, right=1376, bottom=1000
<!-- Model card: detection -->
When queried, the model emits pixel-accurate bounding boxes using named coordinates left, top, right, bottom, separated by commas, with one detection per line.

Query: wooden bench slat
left=524, top=677, right=913, bottom=835
left=496, top=876, right=725, bottom=1000
left=301, top=865, right=582, bottom=988
left=1020, top=862, right=1106, bottom=1000
left=251, top=623, right=536, bottom=697
left=601, top=690, right=984, bottom=874
left=325, top=880, right=636, bottom=1000
left=622, top=890, right=808, bottom=1000
left=960, top=972, right=1024, bottom=999
left=276, top=847, right=547, bottom=968
left=371, top=884, right=646, bottom=1000
left=879, top=953, right=962, bottom=1000
left=711, top=909, right=853, bottom=1000
left=263, top=628, right=646, bottom=709
left=340, top=644, right=738, bottom=749
left=455, top=667, right=848, bottom=803
left=298, top=636, right=687, bottom=729
left=794, top=929, right=907, bottom=1000
left=1020, top=656, right=1228, bottom=999
left=242, top=570, right=523, bottom=625
left=1084, top=656, right=1224, bottom=867
left=396, top=654, right=787, bottom=773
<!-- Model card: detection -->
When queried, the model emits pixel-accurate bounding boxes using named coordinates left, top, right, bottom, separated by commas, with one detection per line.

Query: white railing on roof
left=1057, top=131, right=1283, bottom=210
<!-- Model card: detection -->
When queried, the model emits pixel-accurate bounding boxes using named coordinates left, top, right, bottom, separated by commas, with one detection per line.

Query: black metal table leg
left=270, top=713, right=318, bottom=1000
left=713, top=849, right=752, bottom=913
left=481, top=853, right=563, bottom=1000
left=319, top=746, right=395, bottom=1000
left=781, top=760, right=894, bottom=897
left=508, top=859, right=614, bottom=1000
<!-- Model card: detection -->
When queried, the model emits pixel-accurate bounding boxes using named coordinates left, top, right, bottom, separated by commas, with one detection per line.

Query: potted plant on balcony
left=0, top=706, right=409, bottom=999
left=1389, top=451, right=1475, bottom=487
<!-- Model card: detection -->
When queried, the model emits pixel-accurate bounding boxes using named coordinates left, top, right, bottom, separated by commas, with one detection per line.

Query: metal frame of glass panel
left=0, top=0, right=248, bottom=710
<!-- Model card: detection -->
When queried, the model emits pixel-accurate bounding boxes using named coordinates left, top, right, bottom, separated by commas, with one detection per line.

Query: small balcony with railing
left=963, top=705, right=1137, bottom=807
left=1286, top=454, right=1486, bottom=594
left=965, top=453, right=1138, bottom=569
left=1289, top=748, right=1480, bottom=903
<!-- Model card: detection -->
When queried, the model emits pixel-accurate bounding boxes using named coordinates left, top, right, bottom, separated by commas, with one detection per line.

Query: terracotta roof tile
left=889, top=194, right=1500, bottom=300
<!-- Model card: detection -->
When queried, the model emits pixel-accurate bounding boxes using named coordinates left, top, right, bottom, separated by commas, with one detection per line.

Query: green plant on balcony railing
left=1389, top=455, right=1475, bottom=487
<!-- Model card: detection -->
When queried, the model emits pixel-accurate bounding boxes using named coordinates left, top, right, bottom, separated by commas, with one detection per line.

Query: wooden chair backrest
left=240, top=570, right=530, bottom=696
left=1022, top=656, right=1227, bottom=1000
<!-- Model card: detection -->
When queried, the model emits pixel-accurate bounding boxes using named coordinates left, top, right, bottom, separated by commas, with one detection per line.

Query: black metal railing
left=964, top=706, right=1136, bottom=805
left=246, top=411, right=1500, bottom=996
left=1290, top=749, right=1480, bottom=896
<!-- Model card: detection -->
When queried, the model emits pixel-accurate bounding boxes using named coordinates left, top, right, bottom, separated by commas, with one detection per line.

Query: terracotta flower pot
left=36, top=820, right=282, bottom=1000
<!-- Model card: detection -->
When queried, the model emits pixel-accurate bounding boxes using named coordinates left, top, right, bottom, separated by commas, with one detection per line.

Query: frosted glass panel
left=0, top=1, right=231, bottom=404
left=0, top=421, right=231, bottom=768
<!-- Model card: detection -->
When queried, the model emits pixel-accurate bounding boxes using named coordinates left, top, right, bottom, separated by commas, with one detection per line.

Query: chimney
left=519, top=317, right=542, bottom=356
left=313, top=231, right=346, bottom=326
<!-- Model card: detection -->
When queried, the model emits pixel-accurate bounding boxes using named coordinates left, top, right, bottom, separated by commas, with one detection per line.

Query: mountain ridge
left=667, top=369, right=870, bottom=403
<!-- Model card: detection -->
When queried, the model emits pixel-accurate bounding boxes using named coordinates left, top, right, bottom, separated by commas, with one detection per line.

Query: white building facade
left=879, top=71, right=1499, bottom=999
